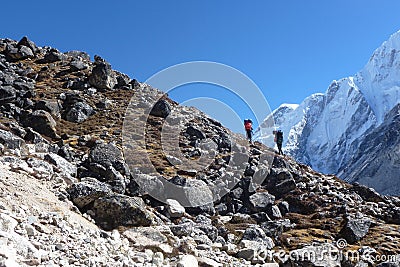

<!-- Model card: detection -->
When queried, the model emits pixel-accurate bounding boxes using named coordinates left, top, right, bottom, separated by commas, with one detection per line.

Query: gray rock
left=352, top=183, right=385, bottom=203
left=34, top=100, right=61, bottom=118
left=263, top=168, right=296, bottom=198
left=103, top=165, right=126, bottom=194
left=339, top=215, right=371, bottom=244
left=64, top=101, right=95, bottom=123
left=26, top=157, right=54, bottom=176
left=65, top=50, right=90, bottom=60
left=0, top=85, right=16, bottom=103
left=278, top=201, right=290, bottom=216
left=0, top=129, right=25, bottom=150
left=249, top=192, right=275, bottom=212
left=41, top=48, right=63, bottom=63
left=150, top=99, right=171, bottom=118
left=242, top=225, right=267, bottom=241
left=267, top=205, right=282, bottom=219
left=17, top=36, right=38, bottom=54
left=5, top=44, right=34, bottom=61
left=93, top=194, right=153, bottom=230
left=89, top=56, right=117, bottom=90
left=132, top=173, right=165, bottom=199
left=169, top=222, right=194, bottom=237
left=197, top=224, right=218, bottom=242
left=89, top=142, right=123, bottom=169
left=44, top=153, right=77, bottom=178
left=115, top=71, right=131, bottom=88
left=166, top=199, right=185, bottom=218
left=67, top=178, right=112, bottom=208
left=261, top=219, right=293, bottom=239
left=70, top=59, right=88, bottom=71
left=184, top=179, right=214, bottom=207
left=186, top=125, right=205, bottom=139
left=22, top=110, right=58, bottom=139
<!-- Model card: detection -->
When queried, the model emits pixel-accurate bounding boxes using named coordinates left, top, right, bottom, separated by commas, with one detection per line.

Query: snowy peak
left=257, top=30, right=400, bottom=194
left=355, top=29, right=400, bottom=123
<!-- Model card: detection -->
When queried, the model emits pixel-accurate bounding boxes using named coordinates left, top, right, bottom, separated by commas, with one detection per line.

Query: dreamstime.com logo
left=253, top=239, right=400, bottom=264
left=122, top=61, right=276, bottom=207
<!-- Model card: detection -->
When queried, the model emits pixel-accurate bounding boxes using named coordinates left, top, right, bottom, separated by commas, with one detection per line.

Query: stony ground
left=1, top=37, right=400, bottom=267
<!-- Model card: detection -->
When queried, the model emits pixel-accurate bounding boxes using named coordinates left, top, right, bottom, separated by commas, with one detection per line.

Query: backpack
left=276, top=130, right=283, bottom=144
left=244, top=119, right=252, bottom=130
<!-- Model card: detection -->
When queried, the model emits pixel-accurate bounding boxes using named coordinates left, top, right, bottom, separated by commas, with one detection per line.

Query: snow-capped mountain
left=256, top=30, right=400, bottom=195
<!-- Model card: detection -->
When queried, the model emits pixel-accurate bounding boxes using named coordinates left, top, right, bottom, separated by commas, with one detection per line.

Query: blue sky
left=2, top=1, right=400, bottom=133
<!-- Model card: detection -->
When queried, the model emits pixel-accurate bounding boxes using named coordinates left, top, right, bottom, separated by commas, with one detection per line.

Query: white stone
left=177, top=254, right=198, bottom=267
left=166, top=199, right=185, bottom=218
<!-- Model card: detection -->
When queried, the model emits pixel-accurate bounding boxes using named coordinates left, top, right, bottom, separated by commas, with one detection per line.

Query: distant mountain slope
left=256, top=30, right=400, bottom=195
left=338, top=103, right=400, bottom=195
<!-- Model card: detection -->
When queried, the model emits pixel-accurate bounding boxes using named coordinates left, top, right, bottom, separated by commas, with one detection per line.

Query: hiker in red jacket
left=244, top=119, right=253, bottom=143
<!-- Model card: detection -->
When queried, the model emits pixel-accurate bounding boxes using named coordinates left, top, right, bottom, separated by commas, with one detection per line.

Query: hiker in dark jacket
left=273, top=130, right=284, bottom=155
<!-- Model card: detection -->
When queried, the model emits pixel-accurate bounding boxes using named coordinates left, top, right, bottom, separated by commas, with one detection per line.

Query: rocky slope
left=1, top=37, right=400, bottom=267
left=256, top=30, right=400, bottom=195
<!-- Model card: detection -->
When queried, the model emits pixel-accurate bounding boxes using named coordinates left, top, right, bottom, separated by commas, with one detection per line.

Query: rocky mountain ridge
left=0, top=37, right=400, bottom=266
left=256, top=30, right=400, bottom=195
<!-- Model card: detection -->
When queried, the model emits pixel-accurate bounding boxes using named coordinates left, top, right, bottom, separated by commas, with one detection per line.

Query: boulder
left=17, top=36, right=38, bottom=54
left=5, top=45, right=34, bottom=61
left=249, top=192, right=275, bottom=213
left=166, top=199, right=185, bottom=218
left=26, top=157, right=54, bottom=177
left=103, top=165, right=126, bottom=194
left=0, top=85, right=16, bottom=103
left=40, top=48, right=63, bottom=63
left=177, top=255, right=198, bottom=267
left=89, top=142, right=124, bottom=169
left=339, top=215, right=371, bottom=244
left=352, top=183, right=385, bottom=203
left=123, top=227, right=168, bottom=250
left=64, top=50, right=90, bottom=60
left=70, top=59, right=88, bottom=71
left=93, top=194, right=153, bottom=230
left=169, top=222, right=194, bottom=237
left=64, top=101, right=95, bottom=123
left=242, top=225, right=267, bottom=241
left=186, top=125, right=206, bottom=139
left=115, top=71, right=131, bottom=88
left=34, top=100, right=61, bottom=118
left=263, top=168, right=296, bottom=198
left=267, top=205, right=282, bottom=219
left=22, top=110, right=58, bottom=139
left=0, top=129, right=25, bottom=150
left=44, top=153, right=77, bottom=178
left=88, top=56, right=117, bottom=90
left=150, top=99, right=171, bottom=118
left=67, top=178, right=112, bottom=208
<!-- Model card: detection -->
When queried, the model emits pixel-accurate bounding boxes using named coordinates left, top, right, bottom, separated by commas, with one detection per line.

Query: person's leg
left=278, top=143, right=282, bottom=154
